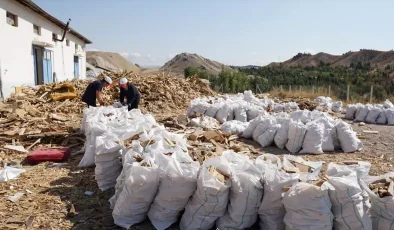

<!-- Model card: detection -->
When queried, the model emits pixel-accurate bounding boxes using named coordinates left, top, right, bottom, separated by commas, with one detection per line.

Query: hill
left=268, top=49, right=394, bottom=69
left=86, top=51, right=141, bottom=73
left=160, top=53, right=232, bottom=76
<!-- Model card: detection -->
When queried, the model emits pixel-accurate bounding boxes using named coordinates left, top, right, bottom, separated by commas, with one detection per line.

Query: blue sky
left=34, top=0, right=394, bottom=67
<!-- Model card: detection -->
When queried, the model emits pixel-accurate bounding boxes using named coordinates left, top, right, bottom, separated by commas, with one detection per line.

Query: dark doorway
left=33, top=45, right=44, bottom=85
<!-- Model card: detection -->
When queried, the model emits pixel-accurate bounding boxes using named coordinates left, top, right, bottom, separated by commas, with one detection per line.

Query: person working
left=119, top=77, right=140, bottom=111
left=82, top=76, right=112, bottom=107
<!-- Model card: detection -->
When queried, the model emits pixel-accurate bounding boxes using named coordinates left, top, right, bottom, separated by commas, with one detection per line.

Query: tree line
left=184, top=62, right=394, bottom=101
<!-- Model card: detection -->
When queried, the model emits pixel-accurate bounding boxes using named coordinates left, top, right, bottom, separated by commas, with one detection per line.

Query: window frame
left=6, top=11, right=18, bottom=27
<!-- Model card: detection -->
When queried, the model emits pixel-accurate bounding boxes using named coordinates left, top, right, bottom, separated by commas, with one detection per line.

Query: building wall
left=0, top=0, right=87, bottom=99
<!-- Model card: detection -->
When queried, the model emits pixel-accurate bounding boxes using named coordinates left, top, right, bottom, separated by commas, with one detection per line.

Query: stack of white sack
left=345, top=99, right=394, bottom=125
left=186, top=91, right=274, bottom=123
left=79, top=107, right=131, bottom=167
left=180, top=155, right=232, bottom=230
left=220, top=120, right=249, bottom=135
left=255, top=154, right=324, bottom=230
left=314, top=96, right=334, bottom=111
left=360, top=172, right=394, bottom=230
left=111, top=124, right=198, bottom=229
left=325, top=162, right=372, bottom=230
left=216, top=151, right=264, bottom=229
left=243, top=110, right=362, bottom=153
left=189, top=116, right=220, bottom=129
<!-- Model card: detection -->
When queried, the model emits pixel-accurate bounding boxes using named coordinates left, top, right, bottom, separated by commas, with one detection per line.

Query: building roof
left=14, top=0, right=92, bottom=44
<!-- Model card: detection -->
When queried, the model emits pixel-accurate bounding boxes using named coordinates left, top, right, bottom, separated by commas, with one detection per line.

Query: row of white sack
left=222, top=110, right=363, bottom=153
left=346, top=102, right=394, bottom=125
left=185, top=153, right=392, bottom=230
left=314, top=96, right=343, bottom=113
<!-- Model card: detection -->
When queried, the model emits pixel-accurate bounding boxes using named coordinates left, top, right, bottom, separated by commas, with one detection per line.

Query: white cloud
left=120, top=52, right=129, bottom=58
left=130, top=52, right=141, bottom=57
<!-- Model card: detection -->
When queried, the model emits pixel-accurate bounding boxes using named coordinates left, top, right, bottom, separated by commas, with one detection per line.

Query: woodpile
left=369, top=178, right=394, bottom=198
left=0, top=71, right=215, bottom=164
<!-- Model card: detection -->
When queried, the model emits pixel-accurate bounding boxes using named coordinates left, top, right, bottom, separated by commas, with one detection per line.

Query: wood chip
left=208, top=166, right=228, bottom=183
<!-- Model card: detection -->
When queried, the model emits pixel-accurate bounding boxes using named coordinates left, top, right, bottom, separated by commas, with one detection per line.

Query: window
left=52, top=33, right=58, bottom=42
left=33, top=24, right=41, bottom=35
left=75, top=43, right=79, bottom=51
left=66, top=40, right=70, bottom=46
left=6, top=12, right=18, bottom=27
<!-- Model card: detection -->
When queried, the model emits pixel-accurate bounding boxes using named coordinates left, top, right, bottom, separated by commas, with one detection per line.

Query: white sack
left=204, top=103, right=221, bottom=118
left=180, top=156, right=232, bottom=230
left=257, top=124, right=281, bottom=147
left=385, top=108, right=394, bottom=125
left=383, top=99, right=394, bottom=109
left=112, top=157, right=160, bottom=229
left=326, top=170, right=372, bottom=230
left=243, top=116, right=264, bottom=139
left=258, top=167, right=299, bottom=230
left=345, top=104, right=357, bottom=120
left=274, top=118, right=290, bottom=149
left=282, top=182, right=333, bottom=230
left=234, top=103, right=248, bottom=122
left=315, top=117, right=336, bottom=152
left=299, top=122, right=324, bottom=154
left=355, top=105, right=371, bottom=122
left=274, top=104, right=284, bottom=112
left=247, top=106, right=266, bottom=121
left=360, top=172, right=394, bottom=230
left=376, top=110, right=387, bottom=124
left=221, top=120, right=249, bottom=135
left=332, top=101, right=343, bottom=113
left=216, top=151, right=264, bottom=229
left=285, top=120, right=307, bottom=153
left=365, top=106, right=381, bottom=124
left=148, top=154, right=200, bottom=230
left=289, top=110, right=311, bottom=124
left=216, top=104, right=232, bottom=123
left=189, top=116, right=220, bottom=130
left=255, top=154, right=282, bottom=171
left=253, top=117, right=276, bottom=141
left=336, top=121, right=363, bottom=153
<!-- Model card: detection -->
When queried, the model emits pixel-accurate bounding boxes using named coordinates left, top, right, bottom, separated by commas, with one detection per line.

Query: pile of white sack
left=186, top=90, right=300, bottom=124
left=345, top=99, right=394, bottom=125
left=241, top=109, right=363, bottom=153
left=108, top=122, right=200, bottom=229
left=79, top=107, right=157, bottom=191
left=314, top=96, right=343, bottom=113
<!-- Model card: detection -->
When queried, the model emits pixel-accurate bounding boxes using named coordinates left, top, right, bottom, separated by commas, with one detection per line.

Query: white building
left=0, top=0, right=92, bottom=99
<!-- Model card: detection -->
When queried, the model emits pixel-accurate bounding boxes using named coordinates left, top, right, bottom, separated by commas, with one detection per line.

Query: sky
left=34, top=0, right=394, bottom=67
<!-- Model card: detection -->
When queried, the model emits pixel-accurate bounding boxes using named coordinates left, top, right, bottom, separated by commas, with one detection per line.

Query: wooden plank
left=363, top=130, right=379, bottom=134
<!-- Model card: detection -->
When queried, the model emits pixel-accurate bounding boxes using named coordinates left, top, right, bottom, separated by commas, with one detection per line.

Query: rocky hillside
left=268, top=49, right=394, bottom=69
left=86, top=51, right=140, bottom=73
left=160, top=53, right=232, bottom=76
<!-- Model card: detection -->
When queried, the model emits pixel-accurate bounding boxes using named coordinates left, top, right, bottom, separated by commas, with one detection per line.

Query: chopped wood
left=208, top=166, right=228, bottom=183
left=26, top=139, right=41, bottom=150
left=363, top=130, right=379, bottom=134
left=369, top=178, right=394, bottom=198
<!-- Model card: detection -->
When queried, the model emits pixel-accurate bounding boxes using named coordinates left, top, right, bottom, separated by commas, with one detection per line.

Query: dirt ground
left=0, top=115, right=393, bottom=230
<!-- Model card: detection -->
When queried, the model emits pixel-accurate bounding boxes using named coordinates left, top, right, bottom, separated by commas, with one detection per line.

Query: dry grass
left=268, top=89, right=335, bottom=100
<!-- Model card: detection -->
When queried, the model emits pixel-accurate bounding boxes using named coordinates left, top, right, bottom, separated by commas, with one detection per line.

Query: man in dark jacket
left=119, top=77, right=140, bottom=111
left=82, top=76, right=112, bottom=107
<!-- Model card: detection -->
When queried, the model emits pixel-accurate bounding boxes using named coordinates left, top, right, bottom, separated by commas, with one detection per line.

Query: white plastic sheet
left=0, top=165, right=25, bottom=182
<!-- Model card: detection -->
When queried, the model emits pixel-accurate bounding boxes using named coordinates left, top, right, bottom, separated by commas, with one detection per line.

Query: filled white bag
left=376, top=109, right=387, bottom=124
left=221, top=120, right=249, bottom=135
left=274, top=118, right=290, bottom=149
left=148, top=153, right=200, bottom=230
left=345, top=104, right=357, bottom=120
left=326, top=170, right=372, bottom=230
left=274, top=104, right=284, bottom=112
left=189, top=116, right=220, bottom=130
left=299, top=121, right=324, bottom=154
left=332, top=101, right=343, bottom=113
left=180, top=156, right=232, bottom=230
left=258, top=167, right=299, bottom=230
left=383, top=99, right=394, bottom=109
left=385, top=108, right=394, bottom=125
left=216, top=104, right=232, bottom=123
left=289, top=110, right=311, bottom=124
left=253, top=117, right=276, bottom=141
left=79, top=121, right=107, bottom=167
left=234, top=103, right=248, bottom=122
left=282, top=182, right=333, bottom=230
left=285, top=120, right=307, bottom=153
left=216, top=151, right=264, bottom=229
left=257, top=124, right=281, bottom=147
left=314, top=117, right=336, bottom=152
left=204, top=103, right=221, bottom=118
left=365, top=106, right=381, bottom=124
left=247, top=105, right=266, bottom=121
left=355, top=105, right=371, bottom=122
left=254, top=154, right=282, bottom=171
left=360, top=172, right=394, bottom=230
left=336, top=121, right=363, bottom=153
left=112, top=156, right=160, bottom=229
left=243, top=116, right=264, bottom=139
left=186, top=99, right=210, bottom=117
